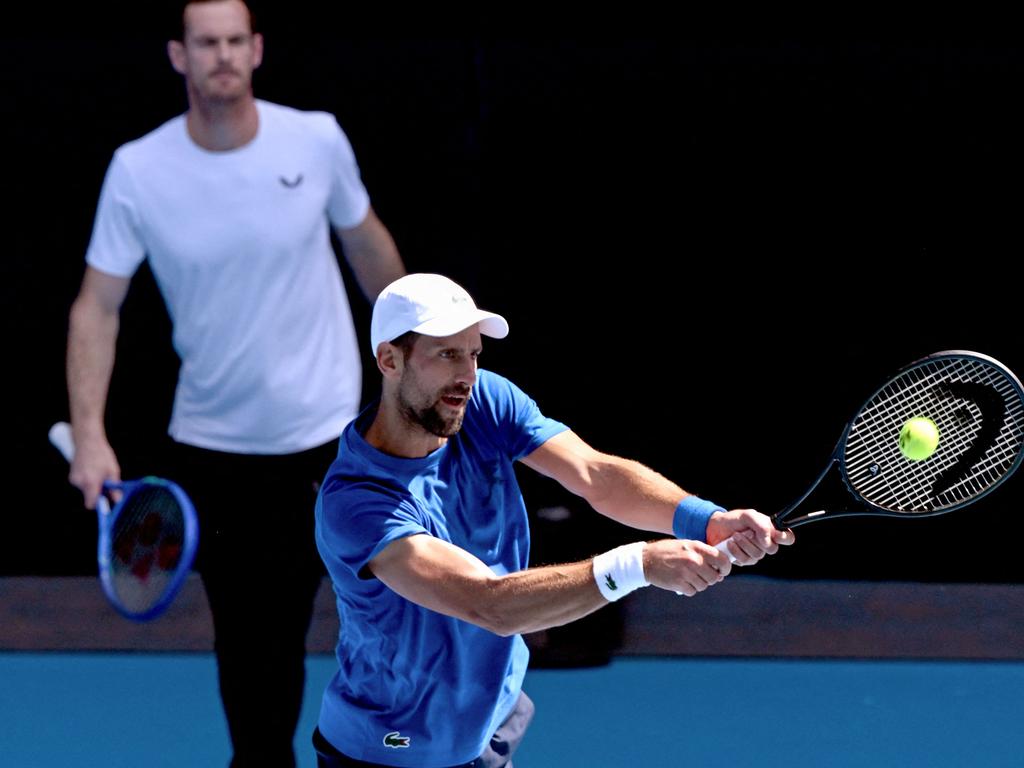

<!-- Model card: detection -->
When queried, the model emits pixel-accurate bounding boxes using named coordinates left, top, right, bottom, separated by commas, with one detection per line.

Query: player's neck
left=365, top=402, right=448, bottom=459
left=185, top=94, right=259, bottom=152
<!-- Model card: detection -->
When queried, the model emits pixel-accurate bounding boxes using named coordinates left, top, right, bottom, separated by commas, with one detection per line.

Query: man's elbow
left=70, top=288, right=122, bottom=328
left=472, top=613, right=519, bottom=637
left=463, top=583, right=523, bottom=637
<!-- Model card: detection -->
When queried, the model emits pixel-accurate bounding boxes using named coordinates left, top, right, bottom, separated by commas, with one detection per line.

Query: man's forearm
left=338, top=208, right=406, bottom=300
left=67, top=293, right=119, bottom=440
left=578, top=453, right=688, bottom=535
left=371, top=535, right=609, bottom=638
left=521, top=432, right=690, bottom=536
left=475, top=560, right=608, bottom=636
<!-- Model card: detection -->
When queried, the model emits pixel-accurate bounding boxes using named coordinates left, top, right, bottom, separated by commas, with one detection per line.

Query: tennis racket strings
left=844, top=355, right=1024, bottom=514
left=106, top=480, right=188, bottom=614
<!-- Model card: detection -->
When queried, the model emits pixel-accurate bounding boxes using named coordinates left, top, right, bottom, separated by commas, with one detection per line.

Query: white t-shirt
left=86, top=100, right=370, bottom=454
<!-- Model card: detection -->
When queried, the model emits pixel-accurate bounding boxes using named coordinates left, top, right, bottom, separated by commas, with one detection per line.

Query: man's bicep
left=368, top=533, right=498, bottom=622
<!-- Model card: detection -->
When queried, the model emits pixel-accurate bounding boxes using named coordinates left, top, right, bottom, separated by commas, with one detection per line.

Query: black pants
left=171, top=438, right=338, bottom=768
left=312, top=691, right=535, bottom=768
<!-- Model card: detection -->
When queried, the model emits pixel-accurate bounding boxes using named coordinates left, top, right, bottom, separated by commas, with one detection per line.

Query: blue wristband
left=673, top=496, right=725, bottom=543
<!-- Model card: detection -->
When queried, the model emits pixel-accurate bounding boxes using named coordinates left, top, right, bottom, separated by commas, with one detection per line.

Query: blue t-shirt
left=315, top=369, right=568, bottom=766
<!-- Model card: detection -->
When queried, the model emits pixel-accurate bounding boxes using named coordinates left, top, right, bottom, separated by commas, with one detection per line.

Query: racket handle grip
left=716, top=538, right=739, bottom=564
left=49, top=421, right=75, bottom=462
left=674, top=539, right=738, bottom=596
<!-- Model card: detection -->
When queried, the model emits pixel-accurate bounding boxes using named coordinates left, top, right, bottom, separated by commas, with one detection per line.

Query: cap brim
left=412, top=309, right=509, bottom=340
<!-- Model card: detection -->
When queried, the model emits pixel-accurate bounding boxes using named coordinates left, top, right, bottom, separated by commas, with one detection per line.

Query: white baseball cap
left=370, top=273, right=509, bottom=355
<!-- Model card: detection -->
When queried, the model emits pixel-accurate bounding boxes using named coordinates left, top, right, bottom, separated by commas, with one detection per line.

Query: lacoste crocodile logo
left=383, top=731, right=410, bottom=748
left=604, top=573, right=618, bottom=591
left=279, top=174, right=304, bottom=188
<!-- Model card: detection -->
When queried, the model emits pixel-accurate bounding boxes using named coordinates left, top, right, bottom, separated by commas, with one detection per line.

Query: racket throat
left=773, top=509, right=827, bottom=528
left=771, top=456, right=863, bottom=529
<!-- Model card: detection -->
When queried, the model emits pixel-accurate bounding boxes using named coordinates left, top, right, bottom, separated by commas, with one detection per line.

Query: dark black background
left=3, top=28, right=1022, bottom=580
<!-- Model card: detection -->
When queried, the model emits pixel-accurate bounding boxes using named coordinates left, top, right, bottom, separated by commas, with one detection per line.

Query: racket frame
left=773, top=350, right=1024, bottom=530
left=97, top=477, right=200, bottom=621
left=48, top=421, right=199, bottom=622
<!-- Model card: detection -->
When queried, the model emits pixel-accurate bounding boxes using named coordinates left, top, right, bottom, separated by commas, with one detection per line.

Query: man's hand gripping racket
left=716, top=351, right=1024, bottom=557
left=49, top=422, right=199, bottom=621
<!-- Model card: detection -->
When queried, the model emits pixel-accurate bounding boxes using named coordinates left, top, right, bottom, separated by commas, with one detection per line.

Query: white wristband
left=593, top=542, right=649, bottom=602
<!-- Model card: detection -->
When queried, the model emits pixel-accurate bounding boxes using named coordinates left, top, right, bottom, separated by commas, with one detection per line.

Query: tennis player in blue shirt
left=314, top=273, right=794, bottom=767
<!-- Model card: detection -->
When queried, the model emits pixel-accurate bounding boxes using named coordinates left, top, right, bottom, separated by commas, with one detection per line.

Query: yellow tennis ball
left=899, top=417, right=940, bottom=461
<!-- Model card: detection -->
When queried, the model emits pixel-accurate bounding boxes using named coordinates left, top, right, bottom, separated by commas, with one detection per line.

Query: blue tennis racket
left=49, top=422, right=199, bottom=622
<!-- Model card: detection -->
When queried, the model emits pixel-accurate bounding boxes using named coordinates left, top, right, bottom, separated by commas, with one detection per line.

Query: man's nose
left=455, top=359, right=477, bottom=387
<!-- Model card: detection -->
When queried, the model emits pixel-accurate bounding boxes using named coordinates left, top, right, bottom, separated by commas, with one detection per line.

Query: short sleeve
left=325, top=119, right=371, bottom=230
left=474, top=371, right=569, bottom=461
left=316, top=481, right=428, bottom=579
left=84, top=151, right=147, bottom=277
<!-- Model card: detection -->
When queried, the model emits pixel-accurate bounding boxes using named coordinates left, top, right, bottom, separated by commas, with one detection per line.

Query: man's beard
left=196, top=68, right=249, bottom=104
left=398, top=384, right=470, bottom=438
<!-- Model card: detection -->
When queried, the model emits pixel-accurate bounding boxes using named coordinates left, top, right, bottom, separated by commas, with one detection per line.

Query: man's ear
left=167, top=40, right=187, bottom=75
left=377, top=343, right=403, bottom=379
left=251, top=32, right=264, bottom=70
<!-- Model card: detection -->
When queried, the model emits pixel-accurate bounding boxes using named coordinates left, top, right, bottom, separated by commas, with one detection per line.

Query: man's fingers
left=774, top=528, right=796, bottom=546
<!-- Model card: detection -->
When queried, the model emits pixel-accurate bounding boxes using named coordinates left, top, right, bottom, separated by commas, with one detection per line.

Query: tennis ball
left=899, top=417, right=940, bottom=461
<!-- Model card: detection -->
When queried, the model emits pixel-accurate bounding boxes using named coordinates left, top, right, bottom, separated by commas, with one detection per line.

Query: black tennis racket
left=49, top=422, right=199, bottom=621
left=719, top=350, right=1024, bottom=556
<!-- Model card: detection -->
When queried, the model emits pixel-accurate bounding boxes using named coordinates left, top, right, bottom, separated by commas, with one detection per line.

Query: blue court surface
left=2, top=653, right=1023, bottom=767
